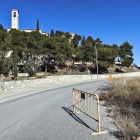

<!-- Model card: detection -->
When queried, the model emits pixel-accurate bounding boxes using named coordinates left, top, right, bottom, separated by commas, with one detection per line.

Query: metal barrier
left=72, top=88, right=108, bottom=135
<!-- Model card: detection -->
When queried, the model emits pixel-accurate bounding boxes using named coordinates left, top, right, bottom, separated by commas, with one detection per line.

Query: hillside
left=108, top=64, right=140, bottom=74
left=54, top=64, right=140, bottom=75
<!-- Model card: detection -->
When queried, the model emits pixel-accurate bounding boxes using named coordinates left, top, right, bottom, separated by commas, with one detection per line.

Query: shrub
left=27, top=69, right=36, bottom=77
left=24, top=59, right=40, bottom=77
left=77, top=64, right=87, bottom=72
left=69, top=64, right=76, bottom=71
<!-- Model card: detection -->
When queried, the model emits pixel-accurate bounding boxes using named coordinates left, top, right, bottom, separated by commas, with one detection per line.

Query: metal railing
left=72, top=88, right=108, bottom=135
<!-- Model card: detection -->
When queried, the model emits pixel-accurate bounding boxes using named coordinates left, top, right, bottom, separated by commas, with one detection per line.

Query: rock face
left=0, top=72, right=140, bottom=91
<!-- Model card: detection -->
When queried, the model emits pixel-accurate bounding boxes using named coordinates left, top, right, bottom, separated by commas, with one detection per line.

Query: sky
left=0, top=0, right=140, bottom=66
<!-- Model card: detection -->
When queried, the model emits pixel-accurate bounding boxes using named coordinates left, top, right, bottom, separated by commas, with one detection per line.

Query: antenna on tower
left=15, top=6, right=16, bottom=9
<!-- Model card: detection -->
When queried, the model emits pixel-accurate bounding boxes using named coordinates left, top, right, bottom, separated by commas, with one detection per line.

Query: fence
left=72, top=88, right=108, bottom=135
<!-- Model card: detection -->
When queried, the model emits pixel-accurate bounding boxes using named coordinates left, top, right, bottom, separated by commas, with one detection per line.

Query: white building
left=8, top=9, right=48, bottom=36
left=68, top=32, right=75, bottom=43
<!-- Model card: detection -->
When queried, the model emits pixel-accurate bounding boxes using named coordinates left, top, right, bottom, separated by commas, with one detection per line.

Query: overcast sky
left=0, top=0, right=140, bottom=66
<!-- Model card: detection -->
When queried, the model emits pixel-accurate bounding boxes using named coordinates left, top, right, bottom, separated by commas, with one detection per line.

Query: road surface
left=0, top=80, right=118, bottom=140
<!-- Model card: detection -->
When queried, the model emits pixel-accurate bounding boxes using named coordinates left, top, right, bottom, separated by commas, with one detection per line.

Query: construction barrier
left=72, top=88, right=108, bottom=135
left=109, top=75, right=112, bottom=82
left=88, top=83, right=105, bottom=93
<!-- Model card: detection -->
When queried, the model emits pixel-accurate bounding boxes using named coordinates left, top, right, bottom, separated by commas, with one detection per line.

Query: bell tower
left=11, top=9, right=19, bottom=29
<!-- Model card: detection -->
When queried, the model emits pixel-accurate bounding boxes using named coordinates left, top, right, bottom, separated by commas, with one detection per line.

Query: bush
left=27, top=69, right=36, bottom=77
left=24, top=61, right=39, bottom=77
left=23, top=57, right=41, bottom=77
left=69, top=64, right=76, bottom=71
left=77, top=64, right=87, bottom=72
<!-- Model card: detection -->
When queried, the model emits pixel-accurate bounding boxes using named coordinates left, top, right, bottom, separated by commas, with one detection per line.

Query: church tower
left=11, top=9, right=19, bottom=29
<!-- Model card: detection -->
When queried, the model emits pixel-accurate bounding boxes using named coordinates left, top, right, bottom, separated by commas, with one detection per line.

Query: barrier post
left=90, top=95, right=92, bottom=117
left=91, top=95, right=108, bottom=135
left=73, top=88, right=75, bottom=113
left=73, top=88, right=80, bottom=114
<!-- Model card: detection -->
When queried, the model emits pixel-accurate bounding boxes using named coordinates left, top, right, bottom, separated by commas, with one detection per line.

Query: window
left=13, top=12, right=16, bottom=17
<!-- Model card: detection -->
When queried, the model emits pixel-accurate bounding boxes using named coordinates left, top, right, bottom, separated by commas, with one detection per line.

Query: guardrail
left=72, top=88, right=108, bottom=135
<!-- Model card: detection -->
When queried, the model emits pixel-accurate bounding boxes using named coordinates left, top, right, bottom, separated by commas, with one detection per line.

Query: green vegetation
left=119, top=41, right=134, bottom=69
left=36, top=19, right=39, bottom=32
left=12, top=46, right=18, bottom=79
left=0, top=23, right=135, bottom=77
left=100, top=77, right=140, bottom=140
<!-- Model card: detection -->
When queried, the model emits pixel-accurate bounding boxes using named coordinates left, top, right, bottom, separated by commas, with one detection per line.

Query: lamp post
left=95, top=42, right=98, bottom=80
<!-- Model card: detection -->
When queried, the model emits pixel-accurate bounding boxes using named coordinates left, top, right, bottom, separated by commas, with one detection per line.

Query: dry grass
left=100, top=77, right=140, bottom=140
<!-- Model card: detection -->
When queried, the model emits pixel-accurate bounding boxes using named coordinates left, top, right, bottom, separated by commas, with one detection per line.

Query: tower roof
left=12, top=9, right=19, bottom=11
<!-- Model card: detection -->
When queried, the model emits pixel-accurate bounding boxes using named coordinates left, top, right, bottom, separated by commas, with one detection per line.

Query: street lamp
left=95, top=42, right=98, bottom=80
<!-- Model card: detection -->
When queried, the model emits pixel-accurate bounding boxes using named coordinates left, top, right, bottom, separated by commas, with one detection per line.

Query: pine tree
left=37, top=19, right=39, bottom=32
left=50, top=29, right=55, bottom=37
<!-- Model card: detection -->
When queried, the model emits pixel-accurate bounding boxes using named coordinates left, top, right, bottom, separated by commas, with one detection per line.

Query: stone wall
left=0, top=72, right=140, bottom=91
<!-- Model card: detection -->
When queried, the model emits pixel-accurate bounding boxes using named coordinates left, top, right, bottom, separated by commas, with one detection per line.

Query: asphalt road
left=0, top=80, right=118, bottom=140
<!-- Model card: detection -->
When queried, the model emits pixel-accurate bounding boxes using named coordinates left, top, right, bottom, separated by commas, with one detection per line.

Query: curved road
left=0, top=80, right=118, bottom=140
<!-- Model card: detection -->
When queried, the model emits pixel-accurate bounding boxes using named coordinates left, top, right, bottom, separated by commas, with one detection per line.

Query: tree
left=121, top=56, right=134, bottom=67
left=64, top=32, right=72, bottom=40
left=12, top=46, right=18, bottom=78
left=0, top=57, right=11, bottom=76
left=50, top=29, right=55, bottom=37
left=112, top=44, right=119, bottom=53
left=71, top=34, right=81, bottom=48
left=0, top=24, right=7, bottom=42
left=0, top=24, right=3, bottom=29
left=119, top=41, right=133, bottom=59
left=8, top=29, right=25, bottom=78
left=42, top=36, right=59, bottom=71
left=0, top=22, right=134, bottom=76
left=82, top=41, right=95, bottom=63
left=83, top=35, right=85, bottom=39
left=95, top=38, right=102, bottom=44
left=75, top=39, right=95, bottom=65
left=119, top=41, right=134, bottom=68
left=81, top=36, right=86, bottom=46
left=0, top=25, right=11, bottom=76
left=36, top=19, right=39, bottom=32
left=87, top=36, right=94, bottom=45
left=98, top=46, right=118, bottom=73
left=24, top=58, right=40, bottom=77
left=59, top=41, right=74, bottom=63
left=74, top=45, right=84, bottom=62
left=55, top=30, right=64, bottom=37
